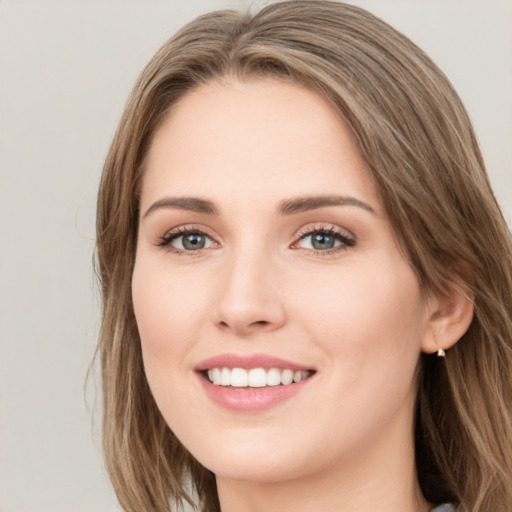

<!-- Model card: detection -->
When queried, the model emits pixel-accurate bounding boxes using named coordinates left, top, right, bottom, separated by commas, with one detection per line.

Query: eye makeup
left=157, top=225, right=217, bottom=253
left=293, top=223, right=356, bottom=256
left=156, top=222, right=356, bottom=257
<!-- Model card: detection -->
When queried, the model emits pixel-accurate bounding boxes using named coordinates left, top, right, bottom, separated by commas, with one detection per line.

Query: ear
left=421, top=285, right=475, bottom=354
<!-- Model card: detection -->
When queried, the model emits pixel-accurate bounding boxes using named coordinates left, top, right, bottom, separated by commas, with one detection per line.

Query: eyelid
left=294, top=222, right=355, bottom=242
left=156, top=221, right=356, bottom=256
left=157, top=224, right=219, bottom=253
left=290, top=222, right=356, bottom=256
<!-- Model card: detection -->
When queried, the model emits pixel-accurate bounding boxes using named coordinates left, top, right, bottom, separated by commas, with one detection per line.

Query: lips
left=194, top=353, right=316, bottom=411
left=195, top=353, right=314, bottom=372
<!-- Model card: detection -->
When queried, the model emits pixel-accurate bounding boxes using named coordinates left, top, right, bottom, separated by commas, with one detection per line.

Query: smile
left=206, top=367, right=313, bottom=387
left=195, top=353, right=316, bottom=411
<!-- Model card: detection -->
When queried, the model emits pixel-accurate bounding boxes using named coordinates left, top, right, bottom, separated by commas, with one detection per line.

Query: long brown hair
left=95, top=1, right=512, bottom=511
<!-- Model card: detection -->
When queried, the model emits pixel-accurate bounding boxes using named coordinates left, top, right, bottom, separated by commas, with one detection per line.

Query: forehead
left=141, top=78, right=379, bottom=213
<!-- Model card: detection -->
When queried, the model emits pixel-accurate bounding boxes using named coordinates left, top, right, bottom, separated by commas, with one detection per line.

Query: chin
left=207, top=457, right=305, bottom=484
left=185, top=431, right=319, bottom=484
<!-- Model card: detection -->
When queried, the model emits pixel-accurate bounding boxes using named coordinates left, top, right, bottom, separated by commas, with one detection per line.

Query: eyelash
left=157, top=226, right=215, bottom=255
left=295, top=224, right=356, bottom=255
left=157, top=224, right=356, bottom=257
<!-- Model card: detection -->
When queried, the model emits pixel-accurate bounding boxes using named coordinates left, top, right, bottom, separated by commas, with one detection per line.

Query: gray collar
left=431, top=505, right=456, bottom=512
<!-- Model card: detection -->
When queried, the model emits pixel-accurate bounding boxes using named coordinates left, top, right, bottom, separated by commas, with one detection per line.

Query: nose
left=213, top=245, right=286, bottom=336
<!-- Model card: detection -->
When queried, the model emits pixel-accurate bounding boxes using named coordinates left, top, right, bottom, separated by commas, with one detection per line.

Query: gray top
left=431, top=505, right=455, bottom=512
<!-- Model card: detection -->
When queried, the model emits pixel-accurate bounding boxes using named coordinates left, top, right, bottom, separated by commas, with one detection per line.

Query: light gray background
left=1, top=1, right=510, bottom=511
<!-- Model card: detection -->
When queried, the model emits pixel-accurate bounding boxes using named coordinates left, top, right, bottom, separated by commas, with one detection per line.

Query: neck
left=216, top=402, right=431, bottom=512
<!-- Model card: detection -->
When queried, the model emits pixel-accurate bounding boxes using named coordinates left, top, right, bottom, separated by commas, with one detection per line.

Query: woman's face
left=132, top=78, right=432, bottom=484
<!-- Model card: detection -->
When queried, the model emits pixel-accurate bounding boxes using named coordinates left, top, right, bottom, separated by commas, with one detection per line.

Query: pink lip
left=194, top=353, right=315, bottom=412
left=194, top=353, right=313, bottom=371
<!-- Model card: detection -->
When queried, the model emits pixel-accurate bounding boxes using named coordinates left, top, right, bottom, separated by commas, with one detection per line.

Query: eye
left=293, top=224, right=356, bottom=255
left=158, top=226, right=217, bottom=254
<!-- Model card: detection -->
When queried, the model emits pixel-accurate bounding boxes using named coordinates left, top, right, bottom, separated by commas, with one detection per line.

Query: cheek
left=286, top=261, right=425, bottom=453
left=297, top=257, right=425, bottom=384
left=131, top=260, right=202, bottom=408
left=131, top=259, right=208, bottom=431
left=132, top=259, right=206, bottom=354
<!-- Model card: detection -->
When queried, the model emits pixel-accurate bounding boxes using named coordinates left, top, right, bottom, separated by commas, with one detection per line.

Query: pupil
left=183, top=233, right=205, bottom=250
left=312, top=233, right=334, bottom=250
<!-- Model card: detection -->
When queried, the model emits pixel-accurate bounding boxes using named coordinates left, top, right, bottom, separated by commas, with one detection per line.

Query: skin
left=132, top=78, right=467, bottom=512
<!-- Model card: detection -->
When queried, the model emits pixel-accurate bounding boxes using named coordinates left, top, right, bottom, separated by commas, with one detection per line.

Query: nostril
left=217, top=320, right=268, bottom=328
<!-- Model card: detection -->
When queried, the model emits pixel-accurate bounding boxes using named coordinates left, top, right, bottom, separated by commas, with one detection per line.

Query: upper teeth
left=206, top=367, right=311, bottom=387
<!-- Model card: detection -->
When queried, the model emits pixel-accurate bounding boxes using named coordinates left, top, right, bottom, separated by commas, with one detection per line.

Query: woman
left=95, top=1, right=512, bottom=511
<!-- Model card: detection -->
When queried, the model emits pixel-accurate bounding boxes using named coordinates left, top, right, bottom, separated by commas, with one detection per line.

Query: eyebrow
left=144, top=196, right=219, bottom=217
left=142, top=194, right=376, bottom=219
left=277, top=195, right=375, bottom=216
